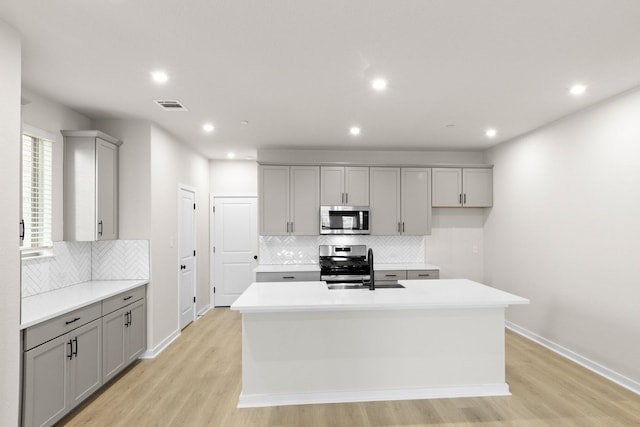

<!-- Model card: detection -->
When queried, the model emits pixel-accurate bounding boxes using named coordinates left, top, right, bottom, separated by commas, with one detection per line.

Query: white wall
left=209, top=160, right=258, bottom=195
left=93, top=119, right=151, bottom=240
left=0, top=18, right=22, bottom=427
left=21, top=88, right=92, bottom=241
left=258, top=149, right=484, bottom=165
left=149, top=125, right=210, bottom=350
left=484, top=88, right=640, bottom=386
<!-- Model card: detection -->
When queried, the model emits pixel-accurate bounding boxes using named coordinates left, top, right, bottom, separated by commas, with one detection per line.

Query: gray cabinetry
left=320, top=166, right=369, bottom=206
left=369, top=167, right=401, bottom=235
left=256, top=271, right=320, bottom=282
left=400, top=168, right=432, bottom=235
left=23, top=312, right=102, bottom=427
left=259, top=165, right=319, bottom=235
left=62, top=130, right=122, bottom=241
left=432, top=167, right=493, bottom=207
left=102, top=288, right=146, bottom=383
left=407, top=269, right=439, bottom=280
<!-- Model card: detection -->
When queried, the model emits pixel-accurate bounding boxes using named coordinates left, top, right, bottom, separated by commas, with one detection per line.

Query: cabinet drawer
left=256, top=271, right=320, bottom=282
left=102, top=286, right=146, bottom=315
left=407, top=270, right=439, bottom=280
left=24, top=302, right=102, bottom=351
left=374, top=270, right=407, bottom=281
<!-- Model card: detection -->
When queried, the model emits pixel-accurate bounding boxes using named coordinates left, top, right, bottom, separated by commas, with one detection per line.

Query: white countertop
left=230, top=279, right=529, bottom=313
left=21, top=280, right=149, bottom=329
left=254, top=263, right=439, bottom=273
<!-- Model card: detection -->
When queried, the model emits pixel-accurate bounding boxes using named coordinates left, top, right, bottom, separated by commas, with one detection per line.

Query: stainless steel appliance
left=319, top=244, right=370, bottom=284
left=320, top=206, right=370, bottom=235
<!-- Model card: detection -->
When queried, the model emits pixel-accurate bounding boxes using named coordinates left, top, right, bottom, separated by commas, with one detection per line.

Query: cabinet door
left=96, top=138, right=118, bottom=240
left=290, top=166, right=320, bottom=235
left=432, top=168, right=463, bottom=207
left=125, top=299, right=146, bottom=364
left=345, top=167, right=369, bottom=206
left=259, top=165, right=290, bottom=235
left=320, top=166, right=345, bottom=206
left=462, top=168, right=493, bottom=207
left=370, top=168, right=401, bottom=235
left=23, top=335, right=69, bottom=427
left=401, top=168, right=431, bottom=235
left=102, top=308, right=126, bottom=383
left=68, top=320, right=103, bottom=408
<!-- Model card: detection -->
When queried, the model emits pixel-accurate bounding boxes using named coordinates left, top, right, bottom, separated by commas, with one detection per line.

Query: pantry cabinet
left=320, top=166, right=369, bottom=206
left=62, top=130, right=122, bottom=241
left=432, top=167, right=493, bottom=207
left=259, top=165, right=319, bottom=235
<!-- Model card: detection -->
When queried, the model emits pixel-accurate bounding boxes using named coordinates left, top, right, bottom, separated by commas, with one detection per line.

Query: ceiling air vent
left=154, top=100, right=189, bottom=111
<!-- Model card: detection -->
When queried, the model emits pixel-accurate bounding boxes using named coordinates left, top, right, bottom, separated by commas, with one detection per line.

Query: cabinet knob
left=180, top=265, right=186, bottom=270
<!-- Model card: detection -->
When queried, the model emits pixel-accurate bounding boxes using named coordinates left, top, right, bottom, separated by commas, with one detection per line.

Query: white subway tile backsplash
left=259, top=235, right=425, bottom=264
left=92, top=240, right=150, bottom=280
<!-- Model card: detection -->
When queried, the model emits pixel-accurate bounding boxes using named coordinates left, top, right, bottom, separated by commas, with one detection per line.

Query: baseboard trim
left=505, top=321, right=640, bottom=395
left=139, top=328, right=180, bottom=359
left=196, top=304, right=211, bottom=318
left=237, top=384, right=510, bottom=408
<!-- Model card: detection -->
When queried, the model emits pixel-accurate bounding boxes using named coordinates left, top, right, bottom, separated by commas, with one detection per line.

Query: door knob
left=180, top=265, right=186, bottom=270
left=253, top=255, right=258, bottom=260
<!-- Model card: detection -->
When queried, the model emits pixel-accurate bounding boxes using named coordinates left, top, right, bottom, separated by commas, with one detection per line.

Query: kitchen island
left=230, top=279, right=529, bottom=408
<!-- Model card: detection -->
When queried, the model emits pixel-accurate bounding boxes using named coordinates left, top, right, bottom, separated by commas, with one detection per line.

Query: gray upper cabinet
left=259, top=165, right=319, bottom=235
left=400, top=168, right=432, bottom=235
left=320, top=166, right=369, bottom=206
left=432, top=167, right=493, bottom=207
left=62, top=130, right=122, bottom=241
left=369, top=167, right=401, bottom=235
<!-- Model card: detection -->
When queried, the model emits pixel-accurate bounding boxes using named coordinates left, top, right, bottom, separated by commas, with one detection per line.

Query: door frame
left=178, top=184, right=197, bottom=328
left=210, top=193, right=257, bottom=308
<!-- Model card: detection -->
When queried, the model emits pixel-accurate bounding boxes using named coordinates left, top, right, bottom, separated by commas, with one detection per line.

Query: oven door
left=321, top=274, right=370, bottom=284
left=320, top=206, right=370, bottom=235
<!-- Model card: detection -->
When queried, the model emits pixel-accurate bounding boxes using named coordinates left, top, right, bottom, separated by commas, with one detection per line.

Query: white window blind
left=22, top=133, right=53, bottom=252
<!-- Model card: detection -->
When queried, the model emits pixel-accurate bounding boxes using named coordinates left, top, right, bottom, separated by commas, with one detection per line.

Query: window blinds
left=22, top=134, right=53, bottom=250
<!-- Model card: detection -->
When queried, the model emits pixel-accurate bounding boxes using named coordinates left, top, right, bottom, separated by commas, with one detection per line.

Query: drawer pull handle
left=418, top=274, right=431, bottom=277
left=123, top=296, right=133, bottom=301
left=282, top=276, right=295, bottom=279
left=65, top=317, right=81, bottom=325
left=385, top=274, right=397, bottom=277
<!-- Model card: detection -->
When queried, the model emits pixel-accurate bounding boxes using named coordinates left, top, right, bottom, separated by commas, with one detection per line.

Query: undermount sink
left=327, top=283, right=405, bottom=290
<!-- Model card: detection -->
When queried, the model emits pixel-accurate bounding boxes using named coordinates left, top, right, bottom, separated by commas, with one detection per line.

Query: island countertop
left=230, top=279, right=529, bottom=313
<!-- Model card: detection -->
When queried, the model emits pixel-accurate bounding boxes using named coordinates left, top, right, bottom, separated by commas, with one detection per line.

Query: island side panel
left=240, top=307, right=507, bottom=406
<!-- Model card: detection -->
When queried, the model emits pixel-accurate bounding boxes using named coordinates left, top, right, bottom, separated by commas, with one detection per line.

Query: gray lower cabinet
left=374, top=269, right=440, bottom=285
left=23, top=319, right=102, bottom=427
left=102, top=297, right=146, bottom=383
left=22, top=286, right=146, bottom=427
left=256, top=271, right=320, bottom=282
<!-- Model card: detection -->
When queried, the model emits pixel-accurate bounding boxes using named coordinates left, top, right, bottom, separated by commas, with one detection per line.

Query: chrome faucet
left=367, top=248, right=375, bottom=290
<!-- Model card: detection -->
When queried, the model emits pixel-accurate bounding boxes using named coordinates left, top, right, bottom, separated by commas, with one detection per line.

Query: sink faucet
left=367, top=248, right=375, bottom=290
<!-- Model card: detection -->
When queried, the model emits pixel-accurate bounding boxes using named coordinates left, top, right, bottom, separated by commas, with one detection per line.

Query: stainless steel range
left=319, top=244, right=370, bottom=284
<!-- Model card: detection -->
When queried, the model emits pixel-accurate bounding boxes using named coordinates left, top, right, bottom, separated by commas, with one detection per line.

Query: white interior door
left=212, top=196, right=257, bottom=306
left=178, top=185, right=196, bottom=329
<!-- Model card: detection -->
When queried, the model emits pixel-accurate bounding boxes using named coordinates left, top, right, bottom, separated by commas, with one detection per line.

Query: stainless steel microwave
left=320, top=206, right=370, bottom=235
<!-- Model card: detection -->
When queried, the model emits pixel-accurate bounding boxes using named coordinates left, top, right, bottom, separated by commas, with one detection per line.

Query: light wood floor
left=59, top=308, right=640, bottom=427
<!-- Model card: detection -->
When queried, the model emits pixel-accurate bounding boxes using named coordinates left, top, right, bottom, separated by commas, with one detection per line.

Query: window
left=21, top=131, right=53, bottom=255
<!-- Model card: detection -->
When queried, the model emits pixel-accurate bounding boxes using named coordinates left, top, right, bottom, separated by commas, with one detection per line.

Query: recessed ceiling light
left=371, top=78, right=387, bottom=91
left=151, top=71, right=169, bottom=84
left=350, top=126, right=361, bottom=136
left=569, top=83, right=587, bottom=96
left=227, top=152, right=236, bottom=159
left=203, top=123, right=215, bottom=133
left=240, top=120, right=249, bottom=125
left=485, top=128, right=497, bottom=138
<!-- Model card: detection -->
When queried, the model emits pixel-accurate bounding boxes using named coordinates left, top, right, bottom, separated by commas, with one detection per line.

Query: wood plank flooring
left=59, top=308, right=640, bottom=426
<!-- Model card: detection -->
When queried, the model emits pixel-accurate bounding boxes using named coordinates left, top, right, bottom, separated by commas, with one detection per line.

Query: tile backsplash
left=22, top=240, right=149, bottom=297
left=259, top=235, right=426, bottom=264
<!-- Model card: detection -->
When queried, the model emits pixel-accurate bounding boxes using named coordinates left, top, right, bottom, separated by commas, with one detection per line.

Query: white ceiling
left=2, top=1, right=640, bottom=160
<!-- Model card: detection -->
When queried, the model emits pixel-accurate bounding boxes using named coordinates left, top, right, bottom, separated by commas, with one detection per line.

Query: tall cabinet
left=62, top=130, right=122, bottom=241
left=259, top=165, right=319, bottom=235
